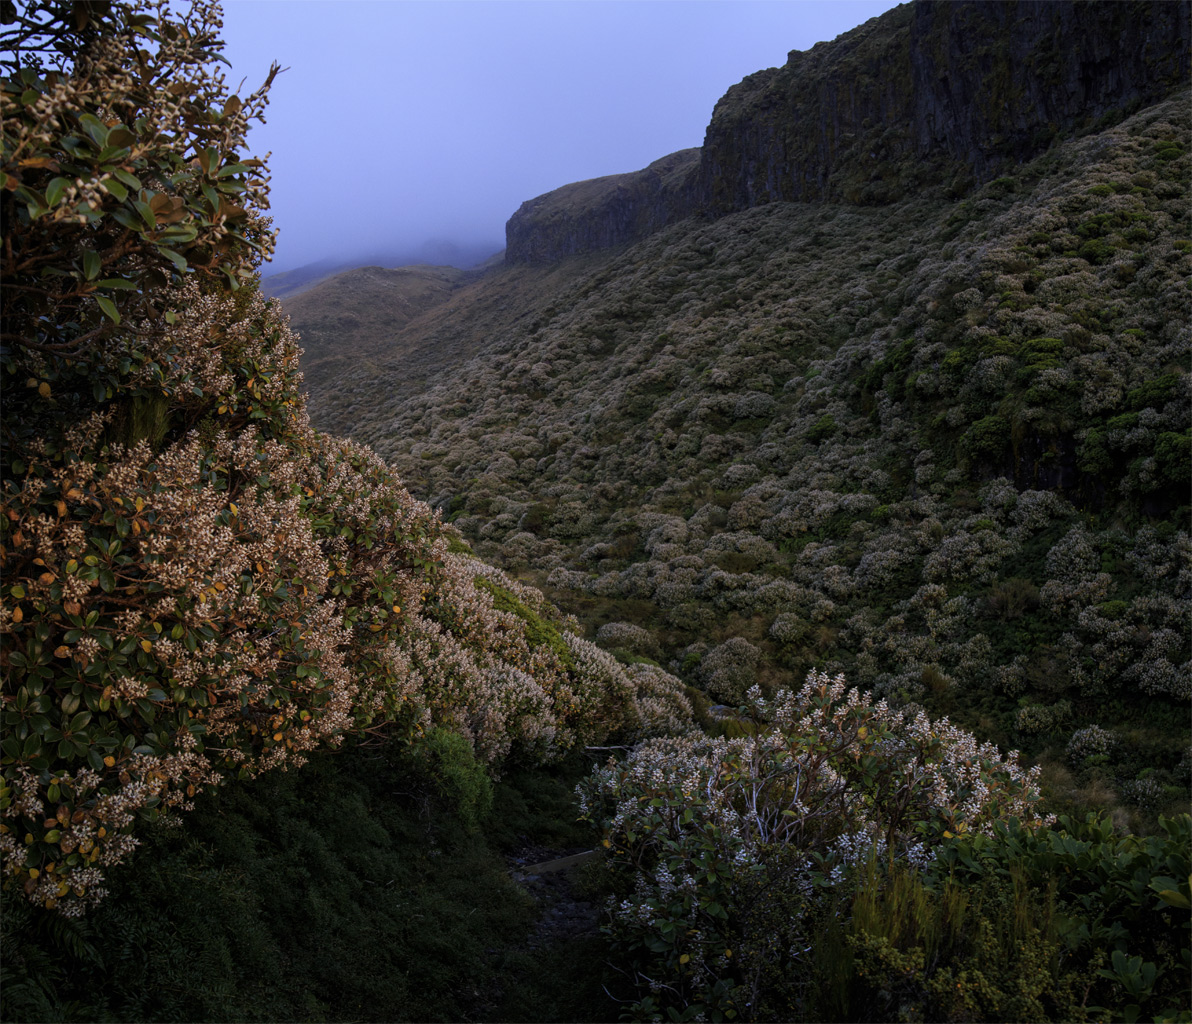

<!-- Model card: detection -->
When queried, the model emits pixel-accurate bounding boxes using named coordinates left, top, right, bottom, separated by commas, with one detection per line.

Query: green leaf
left=96, top=295, right=121, bottom=324
left=157, top=246, right=188, bottom=272
left=110, top=207, right=140, bottom=231
left=97, top=278, right=138, bottom=291
left=1150, top=878, right=1192, bottom=909
left=45, top=176, right=71, bottom=206
left=77, top=112, right=109, bottom=146
left=111, top=167, right=142, bottom=190
left=83, top=250, right=102, bottom=280
left=133, top=199, right=155, bottom=228
left=101, top=177, right=128, bottom=202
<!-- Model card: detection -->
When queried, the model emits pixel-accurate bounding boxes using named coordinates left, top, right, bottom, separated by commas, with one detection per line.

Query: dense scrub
left=0, top=0, right=692, bottom=917
left=3, top=4, right=1189, bottom=1022
left=320, top=91, right=1191, bottom=826
left=577, top=672, right=1190, bottom=1022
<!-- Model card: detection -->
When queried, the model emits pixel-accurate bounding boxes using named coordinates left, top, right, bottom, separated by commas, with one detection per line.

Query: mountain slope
left=310, top=88, right=1191, bottom=823
left=278, top=264, right=468, bottom=399
left=499, top=0, right=1189, bottom=264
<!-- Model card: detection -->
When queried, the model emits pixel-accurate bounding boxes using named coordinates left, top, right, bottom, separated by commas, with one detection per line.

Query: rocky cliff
left=507, top=0, right=1189, bottom=263
left=504, top=148, right=700, bottom=265
left=699, top=0, right=1191, bottom=212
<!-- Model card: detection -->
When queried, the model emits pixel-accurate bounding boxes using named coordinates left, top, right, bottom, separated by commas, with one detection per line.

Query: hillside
left=4, top=1, right=1190, bottom=1020
left=310, top=89, right=1191, bottom=825
left=277, top=264, right=468, bottom=399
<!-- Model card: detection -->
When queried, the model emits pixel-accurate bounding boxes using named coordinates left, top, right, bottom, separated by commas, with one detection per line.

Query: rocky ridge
left=506, top=0, right=1190, bottom=263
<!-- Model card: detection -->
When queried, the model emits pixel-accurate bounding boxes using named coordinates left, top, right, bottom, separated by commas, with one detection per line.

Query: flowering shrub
left=1067, top=725, right=1117, bottom=765
left=578, top=670, right=1051, bottom=1020
left=0, top=0, right=669, bottom=915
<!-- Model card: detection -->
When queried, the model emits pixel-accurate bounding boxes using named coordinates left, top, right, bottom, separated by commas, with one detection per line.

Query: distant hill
left=278, top=264, right=469, bottom=399
left=262, top=240, right=502, bottom=300
left=503, top=0, right=1189, bottom=263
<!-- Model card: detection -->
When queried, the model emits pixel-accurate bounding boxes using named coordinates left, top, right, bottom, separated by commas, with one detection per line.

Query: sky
left=218, top=0, right=901, bottom=274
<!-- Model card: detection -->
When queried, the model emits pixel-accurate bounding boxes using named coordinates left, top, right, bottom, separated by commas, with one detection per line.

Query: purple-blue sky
left=219, top=1, right=900, bottom=273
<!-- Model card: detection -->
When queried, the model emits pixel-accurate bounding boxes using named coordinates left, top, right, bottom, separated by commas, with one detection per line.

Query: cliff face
left=504, top=149, right=700, bottom=265
left=699, top=0, right=1191, bottom=212
left=506, top=0, right=1190, bottom=264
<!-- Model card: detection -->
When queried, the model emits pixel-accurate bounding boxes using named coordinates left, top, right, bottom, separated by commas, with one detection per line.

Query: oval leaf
left=95, top=295, right=121, bottom=324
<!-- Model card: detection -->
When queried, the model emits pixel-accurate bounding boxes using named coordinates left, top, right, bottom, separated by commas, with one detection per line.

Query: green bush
left=962, top=415, right=1010, bottom=465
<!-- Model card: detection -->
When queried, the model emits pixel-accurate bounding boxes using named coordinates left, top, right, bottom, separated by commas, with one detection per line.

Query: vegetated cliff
left=505, top=149, right=700, bottom=265
left=506, top=0, right=1190, bottom=263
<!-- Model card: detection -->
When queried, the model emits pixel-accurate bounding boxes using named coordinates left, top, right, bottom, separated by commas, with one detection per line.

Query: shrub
left=0, top=0, right=648, bottom=915
left=1067, top=725, right=1117, bottom=765
left=697, top=636, right=761, bottom=705
left=961, top=415, right=1010, bottom=465
left=578, top=671, right=1052, bottom=1021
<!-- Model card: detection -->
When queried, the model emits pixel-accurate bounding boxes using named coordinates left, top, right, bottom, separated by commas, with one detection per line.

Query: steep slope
left=502, top=0, right=1189, bottom=263
left=698, top=0, right=1190, bottom=213
left=311, top=91, right=1191, bottom=824
left=506, top=149, right=700, bottom=264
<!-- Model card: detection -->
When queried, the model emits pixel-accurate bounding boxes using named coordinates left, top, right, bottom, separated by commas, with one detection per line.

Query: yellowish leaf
left=103, top=756, right=115, bottom=767
left=38, top=381, right=50, bottom=398
left=140, top=639, right=153, bottom=652
left=11, top=605, right=22, bottom=623
left=53, top=645, right=70, bottom=658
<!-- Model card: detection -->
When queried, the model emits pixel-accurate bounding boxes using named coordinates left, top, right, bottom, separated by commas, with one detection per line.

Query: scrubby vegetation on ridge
left=321, top=90, right=1191, bottom=831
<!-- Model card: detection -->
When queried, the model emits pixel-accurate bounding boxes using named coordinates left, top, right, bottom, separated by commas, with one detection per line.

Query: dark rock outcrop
left=507, top=0, right=1190, bottom=263
left=699, top=0, right=1191, bottom=212
left=505, top=148, right=700, bottom=265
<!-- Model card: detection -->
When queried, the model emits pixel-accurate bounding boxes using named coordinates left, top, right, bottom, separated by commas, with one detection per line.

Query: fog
left=219, top=1, right=899, bottom=274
